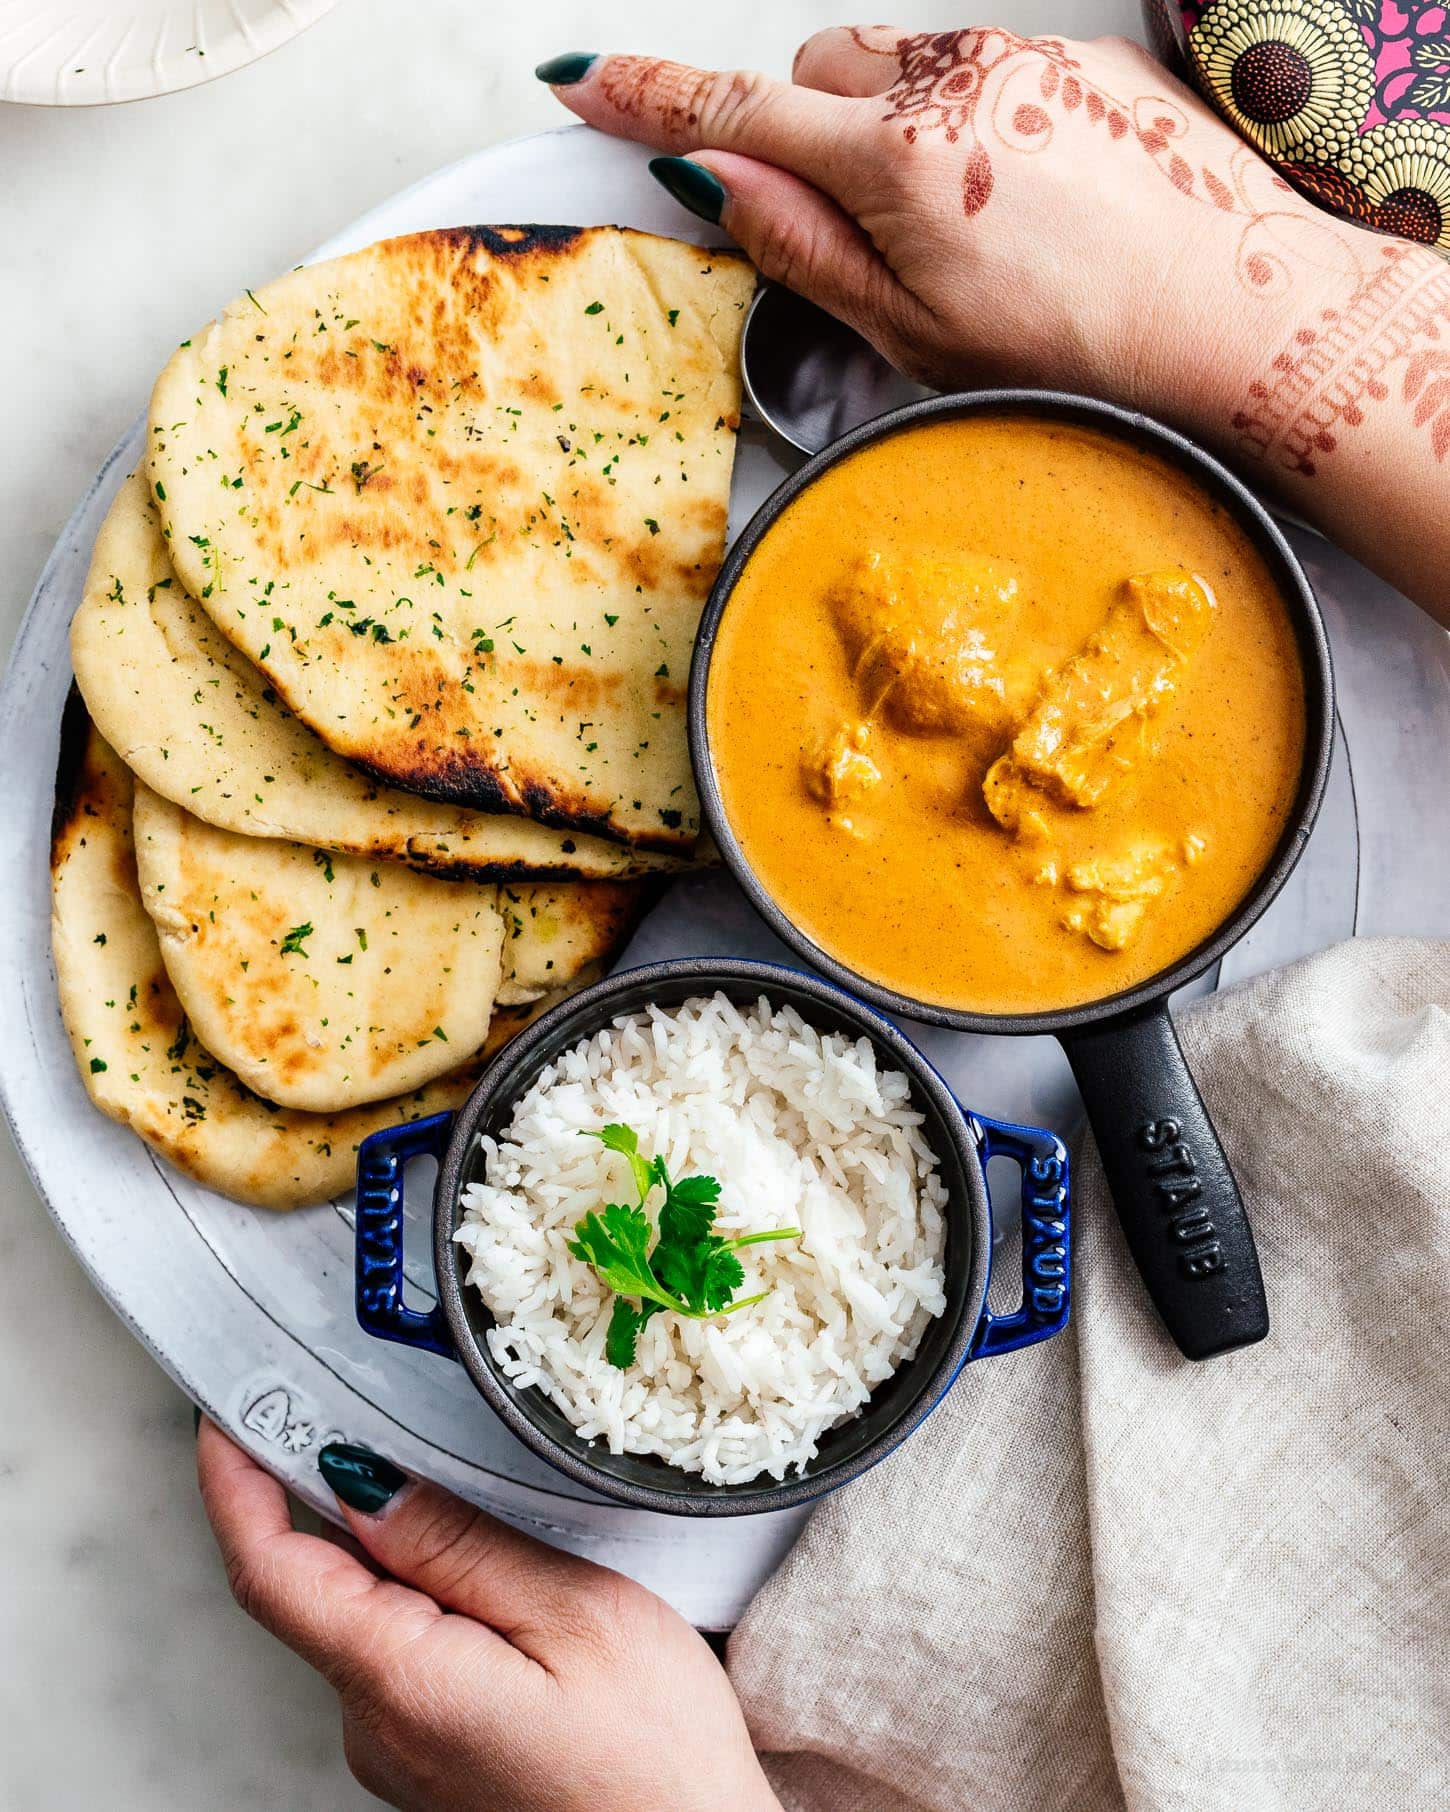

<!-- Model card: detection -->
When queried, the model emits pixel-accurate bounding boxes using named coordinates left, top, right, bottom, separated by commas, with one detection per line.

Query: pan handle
left=967, top=1116, right=1071, bottom=1359
left=1060, top=999, right=1269, bottom=1360
left=355, top=1113, right=458, bottom=1360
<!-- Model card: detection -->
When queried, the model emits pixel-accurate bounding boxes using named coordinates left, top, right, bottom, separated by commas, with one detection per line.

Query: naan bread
left=128, top=786, right=641, bottom=1111
left=72, top=471, right=688, bottom=882
left=496, top=879, right=645, bottom=1006
left=148, top=226, right=754, bottom=850
left=131, top=784, right=509, bottom=1112
left=479, top=975, right=597, bottom=1060
left=49, top=710, right=507, bottom=1209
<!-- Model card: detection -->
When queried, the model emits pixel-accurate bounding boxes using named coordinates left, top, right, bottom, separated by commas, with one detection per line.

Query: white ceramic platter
left=0, top=0, right=338, bottom=106
left=3, top=126, right=1448, bottom=1630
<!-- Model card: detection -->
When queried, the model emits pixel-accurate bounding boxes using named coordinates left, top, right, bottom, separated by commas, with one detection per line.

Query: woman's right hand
left=198, top=1421, right=780, bottom=1812
left=540, top=28, right=1450, bottom=625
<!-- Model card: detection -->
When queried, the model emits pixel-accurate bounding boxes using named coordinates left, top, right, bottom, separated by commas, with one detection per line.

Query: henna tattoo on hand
left=880, top=30, right=1244, bottom=220
left=844, top=26, right=901, bottom=60
left=1233, top=242, right=1450, bottom=475
left=878, top=30, right=1450, bottom=474
left=599, top=56, right=720, bottom=135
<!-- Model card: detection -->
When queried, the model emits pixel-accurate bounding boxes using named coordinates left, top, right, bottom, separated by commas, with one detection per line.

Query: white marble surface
left=0, top=2, right=1138, bottom=1805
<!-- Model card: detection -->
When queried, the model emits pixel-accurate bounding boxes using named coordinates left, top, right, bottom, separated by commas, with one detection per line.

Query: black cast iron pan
left=688, top=390, right=1335, bottom=1361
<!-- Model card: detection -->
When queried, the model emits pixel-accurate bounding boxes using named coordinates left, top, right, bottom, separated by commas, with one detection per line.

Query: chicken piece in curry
left=983, top=568, right=1215, bottom=829
left=1059, top=842, right=1179, bottom=953
left=805, top=721, right=882, bottom=833
left=829, top=551, right=1026, bottom=743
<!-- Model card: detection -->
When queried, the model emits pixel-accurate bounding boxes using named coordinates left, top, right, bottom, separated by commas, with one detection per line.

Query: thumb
left=318, top=1442, right=648, bottom=1661
left=652, top=150, right=934, bottom=378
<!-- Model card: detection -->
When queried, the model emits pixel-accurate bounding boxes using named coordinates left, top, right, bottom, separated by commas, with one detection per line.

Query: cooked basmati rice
left=455, top=992, right=949, bottom=1486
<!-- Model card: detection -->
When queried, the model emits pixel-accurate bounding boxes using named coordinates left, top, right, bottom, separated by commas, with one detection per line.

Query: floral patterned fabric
left=1147, top=0, right=1450, bottom=250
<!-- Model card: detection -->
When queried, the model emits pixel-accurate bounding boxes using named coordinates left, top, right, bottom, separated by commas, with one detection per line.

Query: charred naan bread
left=72, top=472, right=688, bottom=882
left=49, top=710, right=513, bottom=1209
left=131, top=785, right=509, bottom=1112
left=148, top=227, right=754, bottom=851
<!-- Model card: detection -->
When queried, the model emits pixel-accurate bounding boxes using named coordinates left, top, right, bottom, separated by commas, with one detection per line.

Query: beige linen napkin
left=730, top=938, right=1450, bottom=1811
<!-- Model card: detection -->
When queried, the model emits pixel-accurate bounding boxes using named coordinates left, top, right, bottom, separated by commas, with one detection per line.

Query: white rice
left=455, top=992, right=949, bottom=1486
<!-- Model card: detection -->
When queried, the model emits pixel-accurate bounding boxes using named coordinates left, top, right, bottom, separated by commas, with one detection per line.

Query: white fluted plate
left=0, top=0, right=339, bottom=106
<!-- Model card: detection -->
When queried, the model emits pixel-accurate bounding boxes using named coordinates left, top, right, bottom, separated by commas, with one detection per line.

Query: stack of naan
left=53, top=225, right=755, bottom=1208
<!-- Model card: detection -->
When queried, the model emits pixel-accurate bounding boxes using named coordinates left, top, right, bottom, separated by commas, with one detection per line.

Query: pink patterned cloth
left=1148, top=0, right=1450, bottom=251
left=1175, top=0, right=1450, bottom=128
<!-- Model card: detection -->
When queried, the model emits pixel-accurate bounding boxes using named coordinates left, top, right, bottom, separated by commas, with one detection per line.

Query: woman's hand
left=538, top=31, right=1326, bottom=421
left=197, top=1420, right=780, bottom=1812
left=538, top=29, right=1450, bottom=625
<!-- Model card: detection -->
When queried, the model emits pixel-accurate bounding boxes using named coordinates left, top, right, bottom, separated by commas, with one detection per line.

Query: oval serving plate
left=2, top=124, right=1448, bottom=1629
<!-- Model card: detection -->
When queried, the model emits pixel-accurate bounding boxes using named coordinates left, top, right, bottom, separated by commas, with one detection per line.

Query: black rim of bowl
left=688, top=388, right=1336, bottom=1036
left=431, top=958, right=992, bottom=1516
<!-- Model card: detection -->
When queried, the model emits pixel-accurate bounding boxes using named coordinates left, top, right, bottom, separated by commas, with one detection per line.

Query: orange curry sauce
left=707, top=415, right=1307, bottom=1015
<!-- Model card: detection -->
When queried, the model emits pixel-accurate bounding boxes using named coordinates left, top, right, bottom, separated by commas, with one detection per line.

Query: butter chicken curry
left=707, top=415, right=1307, bottom=1015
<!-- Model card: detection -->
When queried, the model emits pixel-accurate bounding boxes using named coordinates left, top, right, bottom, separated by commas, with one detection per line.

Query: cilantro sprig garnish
left=568, top=1123, right=801, bottom=1368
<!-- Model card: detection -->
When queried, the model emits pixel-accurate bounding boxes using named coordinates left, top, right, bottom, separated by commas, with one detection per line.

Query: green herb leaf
left=653, top=1239, right=707, bottom=1311
left=654, top=1198, right=738, bottom=1314
left=700, top=1246, right=747, bottom=1312
left=279, top=922, right=313, bottom=957
left=656, top=1171, right=720, bottom=1255
left=568, top=1203, right=682, bottom=1315
left=605, top=1297, right=643, bottom=1368
left=586, top=1122, right=654, bottom=1205
left=568, top=1200, right=649, bottom=1278
left=604, top=1296, right=667, bottom=1367
left=570, top=1122, right=802, bottom=1367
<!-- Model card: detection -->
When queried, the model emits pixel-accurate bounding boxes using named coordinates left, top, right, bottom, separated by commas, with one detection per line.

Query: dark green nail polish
left=649, top=157, right=726, bottom=225
left=318, top=1442, right=408, bottom=1515
left=535, top=53, right=597, bottom=86
left=192, top=1403, right=202, bottom=1434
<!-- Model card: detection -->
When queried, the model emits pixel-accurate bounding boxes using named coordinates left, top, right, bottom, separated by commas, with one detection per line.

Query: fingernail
left=649, top=156, right=726, bottom=224
left=318, top=1442, right=408, bottom=1515
left=192, top=1403, right=202, bottom=1434
left=535, top=52, right=597, bottom=86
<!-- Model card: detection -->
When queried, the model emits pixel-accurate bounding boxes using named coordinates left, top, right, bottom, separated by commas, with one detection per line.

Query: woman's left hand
left=197, top=1419, right=781, bottom=1812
